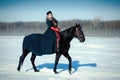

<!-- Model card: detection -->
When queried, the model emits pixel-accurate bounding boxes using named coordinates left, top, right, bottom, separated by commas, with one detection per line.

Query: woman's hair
left=52, top=18, right=58, bottom=24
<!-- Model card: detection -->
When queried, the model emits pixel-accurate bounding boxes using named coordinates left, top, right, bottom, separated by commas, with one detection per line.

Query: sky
left=0, top=0, right=120, bottom=22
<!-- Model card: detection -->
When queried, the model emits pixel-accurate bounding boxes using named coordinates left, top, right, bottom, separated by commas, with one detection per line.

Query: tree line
left=0, top=19, right=120, bottom=37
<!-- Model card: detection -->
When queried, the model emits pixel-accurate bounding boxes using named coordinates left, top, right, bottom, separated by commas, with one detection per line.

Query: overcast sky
left=0, top=0, right=120, bottom=22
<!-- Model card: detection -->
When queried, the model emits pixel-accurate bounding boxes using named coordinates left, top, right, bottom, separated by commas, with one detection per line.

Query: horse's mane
left=60, top=26, right=75, bottom=34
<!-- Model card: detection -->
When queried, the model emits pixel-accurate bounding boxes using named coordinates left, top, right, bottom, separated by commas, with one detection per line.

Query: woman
left=41, top=11, right=60, bottom=54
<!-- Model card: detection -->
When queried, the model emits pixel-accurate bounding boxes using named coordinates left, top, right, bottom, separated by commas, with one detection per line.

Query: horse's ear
left=78, top=23, right=82, bottom=28
left=75, top=23, right=78, bottom=26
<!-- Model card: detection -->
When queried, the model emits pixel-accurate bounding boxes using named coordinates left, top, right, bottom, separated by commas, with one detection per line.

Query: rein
left=61, top=27, right=76, bottom=38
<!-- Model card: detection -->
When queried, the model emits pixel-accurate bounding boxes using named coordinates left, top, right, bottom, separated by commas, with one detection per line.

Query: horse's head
left=74, top=23, right=85, bottom=42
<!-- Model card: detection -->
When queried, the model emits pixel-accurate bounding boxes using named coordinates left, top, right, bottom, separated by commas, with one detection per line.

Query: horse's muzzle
left=80, top=38, right=85, bottom=42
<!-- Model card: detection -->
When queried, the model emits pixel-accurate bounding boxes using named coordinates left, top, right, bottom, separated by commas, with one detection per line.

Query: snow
left=0, top=36, right=120, bottom=80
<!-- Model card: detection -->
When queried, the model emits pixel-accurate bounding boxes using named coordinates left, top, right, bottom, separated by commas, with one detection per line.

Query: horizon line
left=0, top=18, right=120, bottom=23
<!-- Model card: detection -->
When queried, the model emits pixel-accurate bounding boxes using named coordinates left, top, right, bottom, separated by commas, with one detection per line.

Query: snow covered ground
left=0, top=36, right=120, bottom=80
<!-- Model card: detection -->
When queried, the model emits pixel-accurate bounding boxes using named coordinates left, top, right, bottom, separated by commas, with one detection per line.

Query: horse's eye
left=78, top=28, right=81, bottom=30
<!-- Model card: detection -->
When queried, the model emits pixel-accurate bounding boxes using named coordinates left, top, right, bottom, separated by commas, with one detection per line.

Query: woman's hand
left=51, top=26, right=60, bottom=32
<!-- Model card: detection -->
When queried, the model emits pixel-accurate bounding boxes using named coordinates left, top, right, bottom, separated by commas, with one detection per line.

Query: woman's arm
left=46, top=20, right=60, bottom=32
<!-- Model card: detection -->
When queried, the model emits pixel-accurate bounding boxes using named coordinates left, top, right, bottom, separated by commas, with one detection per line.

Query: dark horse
left=17, top=23, right=85, bottom=74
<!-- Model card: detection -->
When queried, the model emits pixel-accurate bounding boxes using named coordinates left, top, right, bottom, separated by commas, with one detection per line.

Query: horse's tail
left=22, top=35, right=30, bottom=55
left=22, top=35, right=29, bottom=50
left=22, top=35, right=29, bottom=51
left=22, top=36, right=26, bottom=54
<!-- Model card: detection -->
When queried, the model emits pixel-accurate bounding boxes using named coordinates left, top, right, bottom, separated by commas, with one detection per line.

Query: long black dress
left=23, top=19, right=57, bottom=56
left=40, top=19, right=57, bottom=54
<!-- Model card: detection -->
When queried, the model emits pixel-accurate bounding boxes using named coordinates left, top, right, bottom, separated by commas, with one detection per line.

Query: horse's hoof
left=17, top=67, right=20, bottom=71
left=68, top=70, right=72, bottom=74
left=34, top=70, right=39, bottom=72
left=54, top=71, right=58, bottom=74
left=53, top=70, right=58, bottom=74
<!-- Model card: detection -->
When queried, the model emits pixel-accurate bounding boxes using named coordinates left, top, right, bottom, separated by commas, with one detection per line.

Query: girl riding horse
left=17, top=11, right=85, bottom=74
left=43, top=11, right=60, bottom=54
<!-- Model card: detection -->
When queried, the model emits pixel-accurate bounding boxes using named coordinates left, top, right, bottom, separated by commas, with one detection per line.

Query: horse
left=17, top=23, right=85, bottom=74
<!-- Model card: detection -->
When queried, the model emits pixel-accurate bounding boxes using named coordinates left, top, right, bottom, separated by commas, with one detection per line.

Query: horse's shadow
left=26, top=60, right=97, bottom=74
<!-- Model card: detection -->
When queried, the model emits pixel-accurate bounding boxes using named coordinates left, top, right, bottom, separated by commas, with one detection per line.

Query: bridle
left=74, top=27, right=83, bottom=41
left=62, top=26, right=82, bottom=38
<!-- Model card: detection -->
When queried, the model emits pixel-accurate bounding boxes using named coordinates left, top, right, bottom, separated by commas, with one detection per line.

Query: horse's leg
left=63, top=52, right=72, bottom=74
left=17, top=48, right=29, bottom=71
left=30, top=53, right=39, bottom=72
left=53, top=53, right=61, bottom=74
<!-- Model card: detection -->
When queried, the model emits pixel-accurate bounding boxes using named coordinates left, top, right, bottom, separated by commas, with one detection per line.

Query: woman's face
left=47, top=13, right=53, bottom=19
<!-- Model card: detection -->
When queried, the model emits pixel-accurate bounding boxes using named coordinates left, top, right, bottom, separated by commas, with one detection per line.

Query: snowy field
left=0, top=36, right=120, bottom=80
